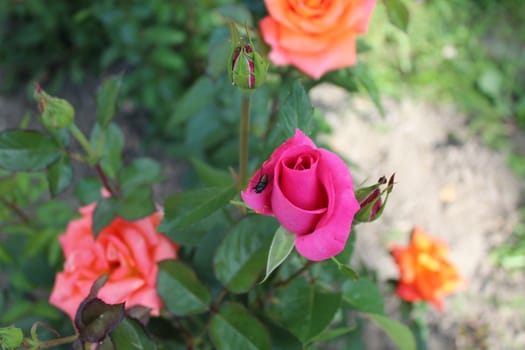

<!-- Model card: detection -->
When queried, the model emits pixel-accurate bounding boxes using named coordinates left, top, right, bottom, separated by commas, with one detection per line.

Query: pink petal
left=153, top=235, right=179, bottom=261
left=348, top=0, right=377, bottom=33
left=279, top=148, right=327, bottom=210
left=241, top=129, right=315, bottom=214
left=99, top=277, right=145, bottom=304
left=294, top=149, right=359, bottom=260
left=122, top=227, right=153, bottom=277
left=128, top=288, right=162, bottom=316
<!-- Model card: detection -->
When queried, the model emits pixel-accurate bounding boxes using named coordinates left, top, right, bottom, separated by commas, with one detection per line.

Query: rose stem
left=95, top=163, right=116, bottom=196
left=238, top=93, right=251, bottom=190
left=274, top=260, right=314, bottom=287
left=36, top=334, right=78, bottom=348
left=69, top=124, right=116, bottom=196
left=69, top=124, right=96, bottom=161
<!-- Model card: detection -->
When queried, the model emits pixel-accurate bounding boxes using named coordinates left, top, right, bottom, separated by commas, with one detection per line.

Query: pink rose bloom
left=49, top=203, right=179, bottom=320
left=260, top=0, right=377, bottom=79
left=242, top=129, right=359, bottom=261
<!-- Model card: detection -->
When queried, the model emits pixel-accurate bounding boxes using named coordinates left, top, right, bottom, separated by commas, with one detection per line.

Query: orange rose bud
left=390, top=227, right=466, bottom=311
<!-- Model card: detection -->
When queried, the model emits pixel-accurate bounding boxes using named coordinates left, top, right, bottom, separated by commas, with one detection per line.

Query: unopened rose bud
left=0, top=326, right=23, bottom=349
left=354, top=173, right=395, bottom=222
left=34, top=83, right=75, bottom=129
left=228, top=22, right=268, bottom=91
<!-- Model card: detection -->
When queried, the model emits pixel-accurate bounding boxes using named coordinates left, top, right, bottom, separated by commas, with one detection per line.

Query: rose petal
left=294, top=149, right=359, bottom=260
left=347, top=0, right=377, bottom=33
left=99, top=277, right=145, bottom=304
left=260, top=17, right=291, bottom=65
left=128, top=288, right=162, bottom=316
left=285, top=35, right=357, bottom=79
left=271, top=166, right=327, bottom=235
left=241, top=129, right=315, bottom=214
left=279, top=147, right=327, bottom=210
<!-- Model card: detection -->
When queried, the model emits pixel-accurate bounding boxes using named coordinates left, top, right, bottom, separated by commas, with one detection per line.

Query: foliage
left=364, top=0, right=525, bottom=150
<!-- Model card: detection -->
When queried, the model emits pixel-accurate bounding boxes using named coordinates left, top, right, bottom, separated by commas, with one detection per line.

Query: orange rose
left=390, top=226, right=466, bottom=311
left=260, top=0, right=377, bottom=79
left=49, top=203, right=179, bottom=320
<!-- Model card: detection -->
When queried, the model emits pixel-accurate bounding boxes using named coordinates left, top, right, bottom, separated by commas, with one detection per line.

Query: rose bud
left=354, top=173, right=395, bottom=222
left=34, top=83, right=75, bottom=129
left=228, top=22, right=268, bottom=91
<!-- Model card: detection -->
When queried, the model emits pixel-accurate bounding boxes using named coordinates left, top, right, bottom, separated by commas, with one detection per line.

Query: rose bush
left=260, top=0, right=377, bottom=79
left=390, top=226, right=466, bottom=311
left=241, top=128, right=359, bottom=261
left=49, top=202, right=179, bottom=320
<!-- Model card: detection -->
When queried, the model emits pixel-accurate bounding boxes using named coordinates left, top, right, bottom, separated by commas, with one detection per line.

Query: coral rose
left=241, top=129, right=360, bottom=261
left=260, top=0, right=377, bottom=79
left=49, top=202, right=178, bottom=320
left=390, top=227, right=466, bottom=311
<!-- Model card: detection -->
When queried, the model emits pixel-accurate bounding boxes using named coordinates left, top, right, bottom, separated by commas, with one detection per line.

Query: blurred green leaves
left=158, top=260, right=211, bottom=316
left=0, top=130, right=61, bottom=172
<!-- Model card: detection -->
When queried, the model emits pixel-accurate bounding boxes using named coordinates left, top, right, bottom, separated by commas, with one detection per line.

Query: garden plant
left=0, top=1, right=469, bottom=349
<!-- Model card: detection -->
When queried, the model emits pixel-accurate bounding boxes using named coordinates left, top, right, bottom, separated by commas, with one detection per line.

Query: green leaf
left=342, top=278, right=385, bottom=314
left=261, top=226, right=295, bottom=283
left=93, top=197, right=119, bottom=236
left=150, top=47, right=185, bottom=71
left=209, top=302, right=270, bottom=350
left=190, top=158, right=233, bottom=187
left=306, top=326, right=355, bottom=344
left=353, top=64, right=384, bottom=117
left=279, top=80, right=313, bottom=136
left=263, top=319, right=302, bottom=350
left=143, top=26, right=186, bottom=45
left=74, top=176, right=102, bottom=205
left=0, top=244, right=13, bottom=264
left=214, top=216, right=278, bottom=293
left=383, top=0, right=410, bottom=32
left=118, top=187, right=156, bottom=221
left=161, top=185, right=237, bottom=232
left=270, top=279, right=341, bottom=343
left=0, top=130, right=61, bottom=171
left=216, top=4, right=254, bottom=26
left=207, top=33, right=231, bottom=79
left=110, top=317, right=157, bottom=350
left=166, top=77, right=215, bottom=129
left=91, top=123, right=124, bottom=179
left=366, top=313, right=416, bottom=350
left=157, top=260, right=211, bottom=315
left=477, top=69, right=503, bottom=100
left=120, top=158, right=162, bottom=192
left=46, top=155, right=73, bottom=196
left=97, top=76, right=122, bottom=129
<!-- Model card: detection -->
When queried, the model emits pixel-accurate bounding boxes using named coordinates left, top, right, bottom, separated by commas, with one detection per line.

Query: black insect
left=253, top=173, right=268, bottom=193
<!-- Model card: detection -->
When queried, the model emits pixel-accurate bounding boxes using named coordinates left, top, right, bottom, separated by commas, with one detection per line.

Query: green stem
left=274, top=261, right=314, bottom=287
left=69, top=124, right=96, bottom=161
left=36, top=334, right=78, bottom=348
left=239, top=94, right=251, bottom=190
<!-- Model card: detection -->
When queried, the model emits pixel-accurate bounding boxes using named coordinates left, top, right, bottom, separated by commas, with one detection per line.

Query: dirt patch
left=311, top=84, right=524, bottom=350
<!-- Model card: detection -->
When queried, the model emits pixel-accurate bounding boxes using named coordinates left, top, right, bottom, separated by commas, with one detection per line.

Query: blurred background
left=1, top=0, right=524, bottom=349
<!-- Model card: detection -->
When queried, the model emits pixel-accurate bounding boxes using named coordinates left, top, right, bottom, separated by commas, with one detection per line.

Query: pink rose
left=241, top=129, right=359, bottom=261
left=260, top=0, right=377, bottom=79
left=49, top=203, right=179, bottom=320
